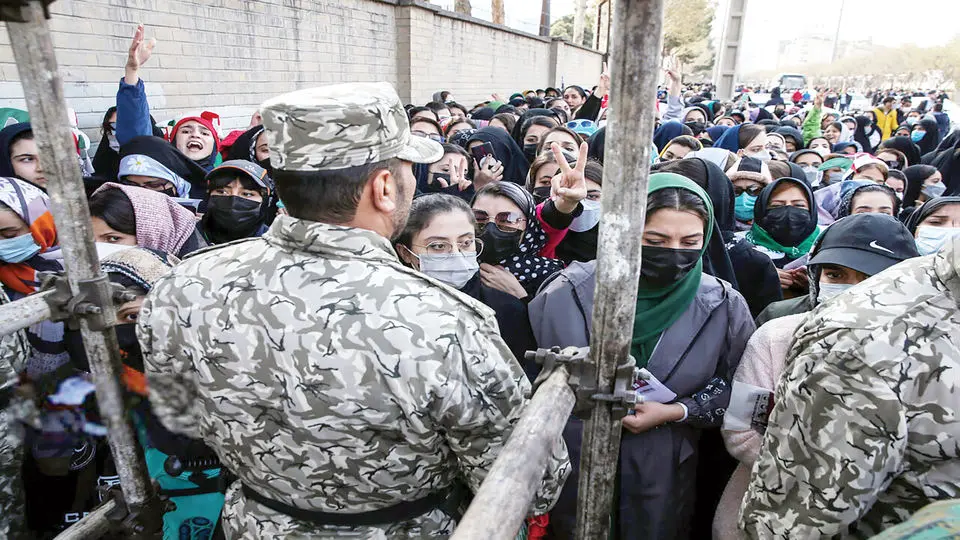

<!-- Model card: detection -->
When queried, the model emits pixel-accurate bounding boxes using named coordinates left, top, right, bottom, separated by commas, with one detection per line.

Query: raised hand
left=125, top=24, right=156, bottom=85
left=473, top=155, right=504, bottom=189
left=550, top=141, right=589, bottom=214
left=665, top=69, right=682, bottom=96
left=597, top=62, right=610, bottom=98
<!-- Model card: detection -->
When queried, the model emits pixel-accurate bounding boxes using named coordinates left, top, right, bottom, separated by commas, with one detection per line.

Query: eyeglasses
left=474, top=210, right=526, bottom=232
left=120, top=177, right=171, bottom=191
left=733, top=184, right=763, bottom=197
left=411, top=131, right=444, bottom=143
left=414, top=238, right=484, bottom=256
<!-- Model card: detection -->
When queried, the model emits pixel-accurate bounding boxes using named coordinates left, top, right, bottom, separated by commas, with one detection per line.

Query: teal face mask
left=0, top=232, right=41, bottom=263
left=735, top=193, right=758, bottom=222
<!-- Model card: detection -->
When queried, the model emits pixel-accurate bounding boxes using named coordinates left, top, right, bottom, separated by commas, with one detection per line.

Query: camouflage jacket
left=139, top=215, right=569, bottom=538
left=1, top=288, right=31, bottom=540
left=740, top=237, right=960, bottom=539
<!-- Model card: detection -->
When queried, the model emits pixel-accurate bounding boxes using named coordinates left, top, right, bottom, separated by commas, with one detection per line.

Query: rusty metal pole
left=574, top=0, right=665, bottom=538
left=4, top=0, right=158, bottom=530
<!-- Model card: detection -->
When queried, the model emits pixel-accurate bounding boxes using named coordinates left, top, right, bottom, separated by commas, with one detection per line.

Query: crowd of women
left=1, top=22, right=960, bottom=540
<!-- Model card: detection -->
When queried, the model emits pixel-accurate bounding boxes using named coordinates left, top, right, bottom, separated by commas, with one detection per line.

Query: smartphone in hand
left=470, top=142, right=495, bottom=164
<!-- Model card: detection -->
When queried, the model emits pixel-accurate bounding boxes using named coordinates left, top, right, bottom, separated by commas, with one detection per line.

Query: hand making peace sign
left=549, top=141, right=590, bottom=215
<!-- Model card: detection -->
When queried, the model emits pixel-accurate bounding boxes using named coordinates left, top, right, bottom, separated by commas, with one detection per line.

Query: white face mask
left=817, top=282, right=853, bottom=304
left=570, top=199, right=602, bottom=232
left=107, top=132, right=120, bottom=152
left=417, top=252, right=479, bottom=289
left=915, top=225, right=960, bottom=256
left=801, top=166, right=822, bottom=187
left=747, top=150, right=771, bottom=162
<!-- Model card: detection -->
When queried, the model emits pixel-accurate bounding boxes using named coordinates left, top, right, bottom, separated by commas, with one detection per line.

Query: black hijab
left=754, top=177, right=819, bottom=246
left=225, top=125, right=271, bottom=173
left=471, top=107, right=495, bottom=121
left=466, top=127, right=530, bottom=185
left=652, top=157, right=739, bottom=290
left=473, top=181, right=565, bottom=295
left=0, top=122, right=32, bottom=178
left=916, top=117, right=943, bottom=156
left=852, top=115, right=876, bottom=154
left=880, top=136, right=922, bottom=168
left=905, top=196, right=960, bottom=234
left=902, top=164, right=939, bottom=209
left=510, top=108, right=560, bottom=147
left=587, top=127, right=606, bottom=164
left=120, top=136, right=208, bottom=198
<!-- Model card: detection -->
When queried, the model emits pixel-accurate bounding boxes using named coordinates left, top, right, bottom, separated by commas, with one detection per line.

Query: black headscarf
left=902, top=164, right=939, bottom=209
left=120, top=136, right=208, bottom=199
left=587, top=127, right=606, bottom=164
left=225, top=125, right=271, bottom=173
left=653, top=157, right=739, bottom=289
left=753, top=177, right=819, bottom=247
left=852, top=115, right=876, bottom=154
left=471, top=107, right=495, bottom=121
left=880, top=136, right=922, bottom=168
left=510, top=108, right=560, bottom=147
left=466, top=127, right=530, bottom=185
left=473, top=181, right=564, bottom=295
left=915, top=117, right=943, bottom=156
left=774, top=126, right=803, bottom=150
left=836, top=183, right=900, bottom=219
left=905, top=196, right=960, bottom=234
left=0, top=122, right=32, bottom=178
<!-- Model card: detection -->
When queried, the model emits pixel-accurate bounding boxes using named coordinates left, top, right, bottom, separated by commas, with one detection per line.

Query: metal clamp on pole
left=38, top=272, right=137, bottom=331
left=526, top=347, right=638, bottom=419
left=0, top=0, right=54, bottom=22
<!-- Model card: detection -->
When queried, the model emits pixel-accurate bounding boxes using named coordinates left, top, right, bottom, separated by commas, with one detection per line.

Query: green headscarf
left=746, top=223, right=820, bottom=259
left=630, top=173, right=714, bottom=368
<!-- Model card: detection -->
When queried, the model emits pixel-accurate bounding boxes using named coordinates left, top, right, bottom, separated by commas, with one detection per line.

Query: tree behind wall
left=550, top=12, right=595, bottom=48
left=662, top=0, right=715, bottom=77
left=454, top=0, right=471, bottom=16
left=492, top=0, right=504, bottom=24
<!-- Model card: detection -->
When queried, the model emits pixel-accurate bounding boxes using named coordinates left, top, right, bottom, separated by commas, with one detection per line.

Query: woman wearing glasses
left=725, top=156, right=773, bottom=230
left=395, top=193, right=538, bottom=380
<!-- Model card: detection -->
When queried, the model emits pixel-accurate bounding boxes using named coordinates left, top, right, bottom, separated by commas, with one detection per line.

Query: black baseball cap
left=808, top=213, right=920, bottom=276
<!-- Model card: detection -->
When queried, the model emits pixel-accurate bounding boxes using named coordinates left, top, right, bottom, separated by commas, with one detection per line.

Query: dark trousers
left=548, top=418, right=699, bottom=540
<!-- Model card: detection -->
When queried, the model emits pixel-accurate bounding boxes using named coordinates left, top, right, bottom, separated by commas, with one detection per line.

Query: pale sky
left=429, top=0, right=960, bottom=74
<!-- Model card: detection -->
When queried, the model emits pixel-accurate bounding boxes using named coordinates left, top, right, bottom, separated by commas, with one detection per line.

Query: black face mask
left=532, top=186, right=552, bottom=205
left=477, top=222, right=522, bottom=265
left=64, top=324, right=143, bottom=373
left=205, top=195, right=263, bottom=240
left=759, top=205, right=813, bottom=246
left=639, top=246, right=701, bottom=288
left=256, top=157, right=273, bottom=174
left=523, top=144, right=538, bottom=163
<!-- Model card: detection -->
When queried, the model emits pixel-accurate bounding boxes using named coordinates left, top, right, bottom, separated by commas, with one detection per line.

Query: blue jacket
left=115, top=78, right=153, bottom=147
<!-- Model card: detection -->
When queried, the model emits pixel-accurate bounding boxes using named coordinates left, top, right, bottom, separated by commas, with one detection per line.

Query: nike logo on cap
left=870, top=240, right=894, bottom=254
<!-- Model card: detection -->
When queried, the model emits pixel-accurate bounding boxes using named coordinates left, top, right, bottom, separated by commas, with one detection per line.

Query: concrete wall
left=0, top=0, right=603, bottom=147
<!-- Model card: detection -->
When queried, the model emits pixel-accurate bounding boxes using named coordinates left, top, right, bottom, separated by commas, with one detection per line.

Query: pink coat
left=714, top=313, right=806, bottom=540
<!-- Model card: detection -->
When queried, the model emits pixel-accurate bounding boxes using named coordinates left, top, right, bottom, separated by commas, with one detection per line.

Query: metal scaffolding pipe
left=0, top=289, right=54, bottom=336
left=5, top=0, right=155, bottom=514
left=575, top=0, right=665, bottom=538
left=53, top=499, right=117, bottom=540
left=451, top=366, right=575, bottom=540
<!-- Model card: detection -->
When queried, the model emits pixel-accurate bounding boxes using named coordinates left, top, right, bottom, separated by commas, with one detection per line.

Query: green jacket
left=802, top=106, right=823, bottom=146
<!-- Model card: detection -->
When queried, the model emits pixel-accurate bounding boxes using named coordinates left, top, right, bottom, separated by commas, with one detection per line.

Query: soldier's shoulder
left=180, top=237, right=263, bottom=262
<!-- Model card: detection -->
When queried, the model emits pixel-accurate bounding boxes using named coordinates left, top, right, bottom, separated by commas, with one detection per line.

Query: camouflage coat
left=740, top=237, right=960, bottom=539
left=139, top=215, right=569, bottom=538
left=0, top=288, right=31, bottom=539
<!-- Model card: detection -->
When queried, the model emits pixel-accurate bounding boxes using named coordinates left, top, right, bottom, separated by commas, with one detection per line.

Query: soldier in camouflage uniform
left=139, top=82, right=569, bottom=538
left=740, top=236, right=960, bottom=538
left=0, top=288, right=31, bottom=539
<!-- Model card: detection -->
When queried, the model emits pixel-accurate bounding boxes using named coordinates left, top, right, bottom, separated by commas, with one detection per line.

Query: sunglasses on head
left=474, top=209, right=526, bottom=232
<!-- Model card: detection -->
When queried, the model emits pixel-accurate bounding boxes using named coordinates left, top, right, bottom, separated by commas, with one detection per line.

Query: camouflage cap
left=259, top=82, right=443, bottom=172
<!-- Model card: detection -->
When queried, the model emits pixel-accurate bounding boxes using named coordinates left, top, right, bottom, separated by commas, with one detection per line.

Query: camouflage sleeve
left=678, top=288, right=755, bottom=427
left=432, top=308, right=570, bottom=516
left=138, top=278, right=202, bottom=439
left=739, top=340, right=907, bottom=539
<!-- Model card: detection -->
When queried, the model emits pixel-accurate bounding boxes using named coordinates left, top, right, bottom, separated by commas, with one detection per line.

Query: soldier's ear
left=369, top=168, right=397, bottom=215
